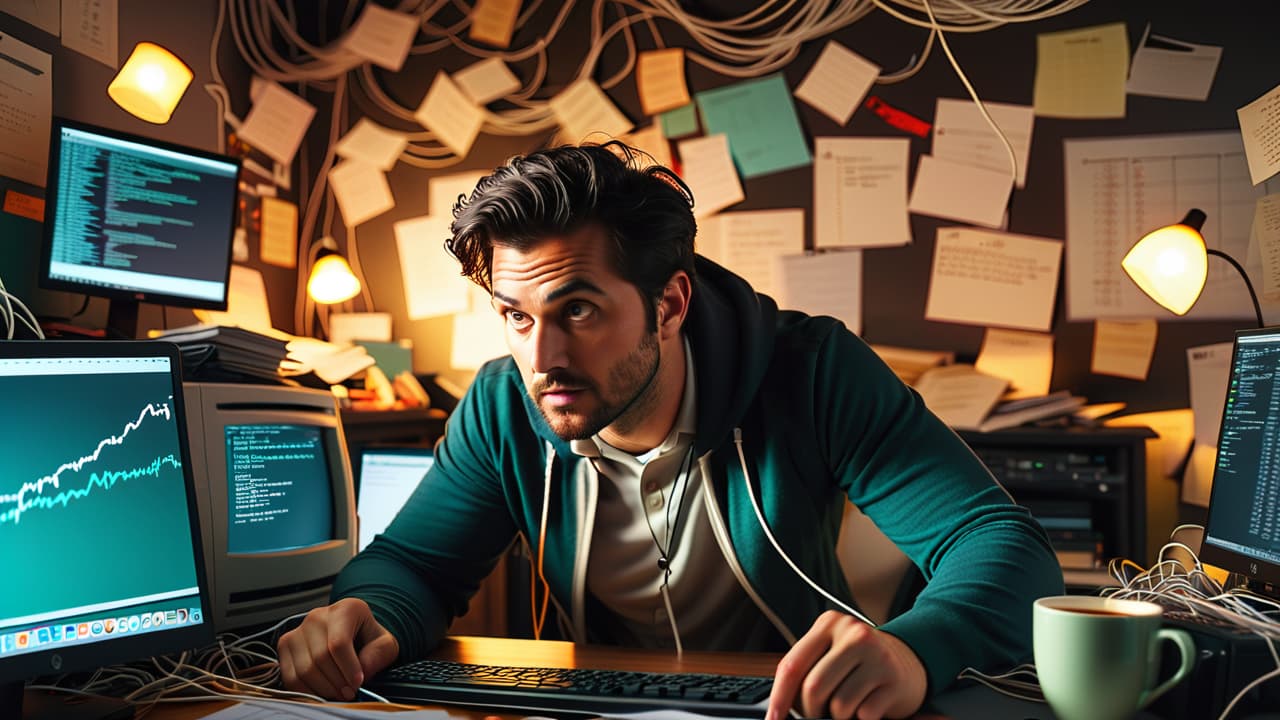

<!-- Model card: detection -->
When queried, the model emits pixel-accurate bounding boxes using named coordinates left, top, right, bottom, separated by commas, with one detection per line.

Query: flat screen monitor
left=1201, top=326, right=1280, bottom=593
left=0, top=341, right=212, bottom=719
left=182, top=382, right=356, bottom=631
left=356, top=447, right=434, bottom=552
left=38, top=117, right=240, bottom=338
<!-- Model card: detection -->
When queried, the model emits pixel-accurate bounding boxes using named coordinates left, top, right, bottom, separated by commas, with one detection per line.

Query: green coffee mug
left=1033, top=596, right=1195, bottom=720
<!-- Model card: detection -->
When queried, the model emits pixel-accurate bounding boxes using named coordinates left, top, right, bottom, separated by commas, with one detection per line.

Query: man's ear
left=656, top=271, right=692, bottom=341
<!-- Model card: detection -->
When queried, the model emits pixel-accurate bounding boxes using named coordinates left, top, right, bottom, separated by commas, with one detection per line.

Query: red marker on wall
left=865, top=96, right=931, bottom=138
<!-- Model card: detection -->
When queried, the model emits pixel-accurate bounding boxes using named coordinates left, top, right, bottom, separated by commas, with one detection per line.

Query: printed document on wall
left=774, top=251, right=862, bottom=335
left=814, top=137, right=910, bottom=249
left=932, top=98, right=1034, bottom=188
left=925, top=228, right=1062, bottom=332
left=1126, top=25, right=1221, bottom=102
left=1064, top=132, right=1279, bottom=320
left=395, top=215, right=470, bottom=319
left=697, top=209, right=803, bottom=299
left=1184, top=342, right=1233, bottom=506
left=677, top=134, right=743, bottom=218
left=908, top=155, right=1011, bottom=229
left=0, top=33, right=52, bottom=187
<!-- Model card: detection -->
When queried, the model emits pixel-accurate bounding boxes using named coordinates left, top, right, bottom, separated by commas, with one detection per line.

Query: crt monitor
left=38, top=117, right=240, bottom=338
left=181, top=382, right=357, bottom=631
left=0, top=341, right=213, bottom=719
left=356, top=447, right=435, bottom=552
left=1200, top=326, right=1280, bottom=593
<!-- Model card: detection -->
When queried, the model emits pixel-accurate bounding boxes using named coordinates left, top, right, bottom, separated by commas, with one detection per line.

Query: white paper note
left=1126, top=26, right=1222, bottom=102
left=793, top=40, right=880, bottom=126
left=259, top=196, right=298, bottom=268
left=4, top=1, right=60, bottom=35
left=814, top=137, right=910, bottom=249
left=415, top=71, right=485, bottom=158
left=908, top=155, right=1012, bottom=229
left=192, top=265, right=273, bottom=332
left=452, top=285, right=509, bottom=370
left=1255, top=194, right=1280, bottom=301
left=925, top=228, right=1062, bottom=332
left=1104, top=408, right=1194, bottom=477
left=549, top=78, right=634, bottom=144
left=774, top=251, right=862, bottom=335
left=329, top=312, right=393, bottom=345
left=914, top=365, right=1009, bottom=430
left=975, top=328, right=1054, bottom=399
left=636, top=48, right=690, bottom=116
left=328, top=160, right=394, bottom=227
left=933, top=98, right=1035, bottom=188
left=60, top=0, right=116, bottom=68
left=237, top=82, right=317, bottom=166
left=453, top=58, right=522, bottom=105
left=0, top=33, right=52, bottom=187
left=335, top=117, right=408, bottom=171
left=429, top=170, right=487, bottom=217
left=343, top=4, right=419, bottom=71
left=677, top=134, right=743, bottom=218
left=395, top=214, right=470, bottom=319
left=1186, top=341, right=1233, bottom=448
left=697, top=209, right=804, bottom=299
left=468, top=0, right=519, bottom=48
left=1033, top=22, right=1128, bottom=119
left=1091, top=319, right=1158, bottom=380
left=1238, top=82, right=1280, bottom=186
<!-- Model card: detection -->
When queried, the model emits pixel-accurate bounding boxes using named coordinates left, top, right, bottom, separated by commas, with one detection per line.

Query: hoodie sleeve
left=813, top=327, right=1064, bottom=696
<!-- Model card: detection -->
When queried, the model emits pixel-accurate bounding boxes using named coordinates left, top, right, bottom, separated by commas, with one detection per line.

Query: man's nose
left=528, top=322, right=569, bottom=375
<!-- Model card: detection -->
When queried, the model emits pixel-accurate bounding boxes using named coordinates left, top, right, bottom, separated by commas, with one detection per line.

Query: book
left=977, top=394, right=1088, bottom=432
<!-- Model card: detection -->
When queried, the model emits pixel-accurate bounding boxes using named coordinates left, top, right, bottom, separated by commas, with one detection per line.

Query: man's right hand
left=277, top=597, right=400, bottom=700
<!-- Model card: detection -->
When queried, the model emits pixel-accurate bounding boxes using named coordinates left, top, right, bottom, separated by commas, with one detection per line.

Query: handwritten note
left=259, top=197, right=298, bottom=268
left=453, top=58, right=521, bottom=105
left=343, top=4, right=419, bottom=71
left=975, top=328, right=1054, bottom=399
left=908, top=155, right=1012, bottom=229
left=695, top=74, right=812, bottom=178
left=335, top=118, right=408, bottom=171
left=549, top=78, right=633, bottom=144
left=932, top=98, right=1035, bottom=188
left=1238, top=82, right=1280, bottom=185
left=794, top=40, right=880, bottom=126
left=1091, top=319, right=1158, bottom=380
left=468, top=0, right=519, bottom=48
left=814, top=137, right=910, bottom=249
left=925, top=228, right=1062, bottom=331
left=677, top=134, right=743, bottom=218
left=328, top=160, right=394, bottom=227
left=1033, top=22, right=1128, bottom=119
left=61, top=0, right=117, bottom=67
left=415, top=72, right=485, bottom=158
left=774, top=250, right=862, bottom=335
left=637, top=49, right=690, bottom=116
left=698, top=209, right=804, bottom=298
left=238, top=82, right=317, bottom=166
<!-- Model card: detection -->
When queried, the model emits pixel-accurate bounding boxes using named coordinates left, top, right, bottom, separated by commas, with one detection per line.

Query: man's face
left=490, top=225, right=660, bottom=440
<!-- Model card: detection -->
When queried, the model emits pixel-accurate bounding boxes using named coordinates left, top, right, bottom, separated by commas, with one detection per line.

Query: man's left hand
left=766, top=610, right=928, bottom=720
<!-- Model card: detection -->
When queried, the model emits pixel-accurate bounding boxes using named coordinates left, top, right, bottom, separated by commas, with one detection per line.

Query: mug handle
left=1139, top=628, right=1196, bottom=708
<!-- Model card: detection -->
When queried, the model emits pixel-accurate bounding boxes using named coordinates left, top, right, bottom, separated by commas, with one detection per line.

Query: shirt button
left=648, top=495, right=664, bottom=510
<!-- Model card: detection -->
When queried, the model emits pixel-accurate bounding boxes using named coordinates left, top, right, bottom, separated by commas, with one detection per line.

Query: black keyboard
left=365, top=659, right=774, bottom=717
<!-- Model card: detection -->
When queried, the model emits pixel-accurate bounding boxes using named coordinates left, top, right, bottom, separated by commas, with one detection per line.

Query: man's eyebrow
left=492, top=278, right=607, bottom=308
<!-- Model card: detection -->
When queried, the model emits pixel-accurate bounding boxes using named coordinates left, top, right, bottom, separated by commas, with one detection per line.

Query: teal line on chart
left=0, top=454, right=182, bottom=526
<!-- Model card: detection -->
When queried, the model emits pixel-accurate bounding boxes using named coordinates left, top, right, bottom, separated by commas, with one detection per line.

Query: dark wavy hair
left=447, top=141, right=697, bottom=330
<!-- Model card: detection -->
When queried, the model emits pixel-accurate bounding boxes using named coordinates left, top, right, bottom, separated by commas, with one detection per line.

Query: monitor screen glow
left=225, top=424, right=334, bottom=555
left=356, top=449, right=434, bottom=551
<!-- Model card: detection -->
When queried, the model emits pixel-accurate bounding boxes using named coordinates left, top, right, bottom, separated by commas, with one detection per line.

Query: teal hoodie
left=333, top=256, right=1063, bottom=696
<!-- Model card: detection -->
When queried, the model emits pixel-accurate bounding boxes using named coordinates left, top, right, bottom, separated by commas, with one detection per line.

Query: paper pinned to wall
left=335, top=118, right=408, bottom=171
left=1104, top=408, right=1194, bottom=478
left=932, top=98, right=1034, bottom=188
left=454, top=58, right=522, bottom=105
left=925, top=228, right=1062, bottom=332
left=259, top=196, right=298, bottom=268
left=238, top=82, right=317, bottom=166
left=698, top=209, right=804, bottom=299
left=61, top=0, right=117, bottom=68
left=192, top=265, right=273, bottom=332
left=329, top=312, right=393, bottom=345
left=696, top=74, right=812, bottom=178
left=677, top=134, right=743, bottom=218
left=908, top=155, right=1012, bottom=229
left=660, top=103, right=700, bottom=138
left=774, top=250, right=862, bottom=335
left=637, top=48, right=690, bottom=116
left=468, top=0, right=519, bottom=48
left=395, top=214, right=470, bottom=319
left=1126, top=25, right=1222, bottom=102
left=1091, top=319, right=1158, bottom=380
left=0, top=33, right=52, bottom=187
left=328, top=160, right=394, bottom=226
left=1033, top=22, right=1128, bottom=118
left=813, top=137, right=910, bottom=249
left=793, top=40, right=880, bottom=127
left=343, top=4, right=419, bottom=71
left=1255, top=194, right=1280, bottom=301
left=5, top=1, right=60, bottom=35
left=1187, top=341, right=1233, bottom=448
left=1238, top=82, right=1280, bottom=186
left=621, top=124, right=673, bottom=169
left=451, top=285, right=509, bottom=371
left=415, top=72, right=485, bottom=158
left=429, top=170, right=486, bottom=220
left=975, top=328, right=1054, bottom=399
left=549, top=78, right=634, bottom=144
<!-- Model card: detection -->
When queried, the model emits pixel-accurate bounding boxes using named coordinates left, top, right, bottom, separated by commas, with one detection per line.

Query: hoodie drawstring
left=532, top=442, right=555, bottom=639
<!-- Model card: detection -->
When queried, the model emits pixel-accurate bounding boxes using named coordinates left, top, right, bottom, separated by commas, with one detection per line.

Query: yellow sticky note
left=1091, top=319, right=1157, bottom=380
left=1033, top=22, right=1128, bottom=118
left=637, top=48, right=690, bottom=116
left=260, top=197, right=298, bottom=268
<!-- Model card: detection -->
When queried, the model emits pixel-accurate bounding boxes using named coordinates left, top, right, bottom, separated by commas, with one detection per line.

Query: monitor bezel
left=0, top=340, right=214, bottom=683
left=37, top=116, right=240, bottom=312
left=1199, top=326, right=1280, bottom=589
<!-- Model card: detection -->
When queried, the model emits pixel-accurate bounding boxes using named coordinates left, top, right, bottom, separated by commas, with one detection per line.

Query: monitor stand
left=2, top=681, right=134, bottom=720
left=105, top=299, right=142, bottom=340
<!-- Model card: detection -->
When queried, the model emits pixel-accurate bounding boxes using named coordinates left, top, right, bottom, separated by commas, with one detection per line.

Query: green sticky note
left=695, top=74, right=812, bottom=178
left=660, top=103, right=700, bottom=138
left=357, top=340, right=414, bottom=378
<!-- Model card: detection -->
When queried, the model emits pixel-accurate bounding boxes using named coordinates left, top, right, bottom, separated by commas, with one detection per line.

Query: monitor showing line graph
left=0, top=341, right=211, bottom=695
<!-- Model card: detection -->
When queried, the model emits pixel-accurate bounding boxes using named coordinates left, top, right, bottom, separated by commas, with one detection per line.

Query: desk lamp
left=1121, top=208, right=1264, bottom=328
left=307, top=236, right=361, bottom=304
left=108, top=42, right=193, bottom=124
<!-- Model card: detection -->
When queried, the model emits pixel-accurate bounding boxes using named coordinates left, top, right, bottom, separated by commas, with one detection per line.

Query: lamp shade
left=1121, top=209, right=1209, bottom=316
left=308, top=252, right=361, bottom=304
left=108, top=42, right=193, bottom=124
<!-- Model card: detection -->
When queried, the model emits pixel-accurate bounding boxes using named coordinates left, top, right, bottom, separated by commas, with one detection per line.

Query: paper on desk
left=975, top=328, right=1054, bottom=399
left=924, top=228, right=1061, bottom=332
left=61, top=0, right=116, bottom=67
left=549, top=78, right=633, bottom=144
left=194, top=699, right=453, bottom=719
left=660, top=103, right=700, bottom=138
left=793, top=40, right=880, bottom=126
left=238, top=82, right=317, bottom=166
left=429, top=170, right=486, bottom=217
left=1105, top=408, right=1194, bottom=478
left=774, top=250, right=862, bottom=335
left=1238, top=82, right=1280, bottom=186
left=814, top=137, right=910, bottom=249
left=1256, top=194, right=1280, bottom=301
left=4, top=1, right=60, bottom=35
left=698, top=209, right=804, bottom=299
left=637, top=48, right=690, bottom=116
left=696, top=74, right=812, bottom=178
left=454, top=57, right=521, bottom=105
left=915, top=365, right=1009, bottom=430
left=335, top=118, right=408, bottom=171
left=343, top=3, right=418, bottom=71
left=932, top=98, right=1034, bottom=188
left=1187, top=341, right=1233, bottom=448
left=908, top=155, right=1012, bottom=229
left=0, top=33, right=52, bottom=187
left=284, top=339, right=375, bottom=384
left=329, top=160, right=394, bottom=227
left=415, top=72, right=485, bottom=158
left=1126, top=24, right=1221, bottom=102
left=677, top=134, right=743, bottom=218
left=395, top=214, right=470, bottom=319
left=259, top=197, right=298, bottom=268
left=452, top=285, right=509, bottom=370
left=1091, top=319, right=1157, bottom=380
left=468, top=0, right=519, bottom=48
left=1033, top=22, right=1128, bottom=119
left=192, top=265, right=273, bottom=333
left=621, top=124, right=672, bottom=169
left=329, top=312, right=393, bottom=345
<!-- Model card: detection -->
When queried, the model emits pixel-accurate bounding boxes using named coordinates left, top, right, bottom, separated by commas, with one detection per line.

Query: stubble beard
left=532, top=331, right=661, bottom=441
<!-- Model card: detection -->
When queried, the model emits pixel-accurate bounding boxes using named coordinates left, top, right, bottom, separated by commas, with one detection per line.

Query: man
left=278, top=142, right=1063, bottom=719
